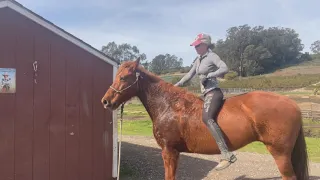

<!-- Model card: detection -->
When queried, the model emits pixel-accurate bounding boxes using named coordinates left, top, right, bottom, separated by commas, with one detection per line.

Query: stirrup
left=229, top=155, right=237, bottom=163
left=220, top=154, right=237, bottom=163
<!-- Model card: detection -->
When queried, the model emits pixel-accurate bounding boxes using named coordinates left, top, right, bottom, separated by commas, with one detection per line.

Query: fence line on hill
left=301, top=110, right=320, bottom=121
left=188, top=87, right=301, bottom=94
left=126, top=87, right=320, bottom=121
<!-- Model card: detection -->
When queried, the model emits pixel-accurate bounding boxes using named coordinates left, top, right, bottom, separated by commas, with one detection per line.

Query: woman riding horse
left=174, top=33, right=237, bottom=170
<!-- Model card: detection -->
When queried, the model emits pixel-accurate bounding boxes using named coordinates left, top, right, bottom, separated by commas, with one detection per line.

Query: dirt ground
left=119, top=135, right=320, bottom=180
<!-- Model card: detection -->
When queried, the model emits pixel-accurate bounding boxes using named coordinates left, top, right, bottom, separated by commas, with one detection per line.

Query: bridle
left=109, top=71, right=141, bottom=94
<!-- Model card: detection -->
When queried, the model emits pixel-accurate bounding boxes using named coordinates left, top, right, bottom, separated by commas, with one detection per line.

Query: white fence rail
left=301, top=110, right=320, bottom=121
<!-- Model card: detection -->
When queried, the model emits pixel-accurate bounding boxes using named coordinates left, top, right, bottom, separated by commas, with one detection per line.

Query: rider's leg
left=202, top=88, right=237, bottom=171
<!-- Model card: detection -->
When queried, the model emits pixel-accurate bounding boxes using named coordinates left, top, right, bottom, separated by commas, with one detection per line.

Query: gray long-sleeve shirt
left=175, top=50, right=229, bottom=95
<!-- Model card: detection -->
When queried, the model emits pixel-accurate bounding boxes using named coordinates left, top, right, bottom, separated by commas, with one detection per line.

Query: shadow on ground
left=120, top=141, right=218, bottom=180
left=235, top=175, right=320, bottom=180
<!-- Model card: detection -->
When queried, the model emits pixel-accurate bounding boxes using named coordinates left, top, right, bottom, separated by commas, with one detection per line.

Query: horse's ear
left=134, top=56, right=141, bottom=68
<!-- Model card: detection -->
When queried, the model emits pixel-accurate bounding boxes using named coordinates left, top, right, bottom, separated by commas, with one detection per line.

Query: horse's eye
left=120, top=76, right=125, bottom=81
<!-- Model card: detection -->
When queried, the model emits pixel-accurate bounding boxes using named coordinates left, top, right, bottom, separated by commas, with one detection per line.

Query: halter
left=109, top=71, right=141, bottom=94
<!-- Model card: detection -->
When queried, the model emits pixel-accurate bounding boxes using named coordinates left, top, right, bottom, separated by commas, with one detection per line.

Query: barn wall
left=0, top=7, right=114, bottom=180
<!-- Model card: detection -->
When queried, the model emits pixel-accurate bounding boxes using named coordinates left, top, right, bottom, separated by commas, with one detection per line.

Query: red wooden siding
left=0, top=8, right=16, bottom=180
left=0, top=7, right=114, bottom=180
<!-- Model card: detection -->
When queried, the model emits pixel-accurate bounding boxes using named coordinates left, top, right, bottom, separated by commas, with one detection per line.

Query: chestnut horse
left=101, top=57, right=309, bottom=180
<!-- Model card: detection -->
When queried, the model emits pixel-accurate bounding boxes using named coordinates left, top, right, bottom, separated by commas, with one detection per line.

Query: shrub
left=224, top=71, right=238, bottom=80
left=171, top=76, right=182, bottom=84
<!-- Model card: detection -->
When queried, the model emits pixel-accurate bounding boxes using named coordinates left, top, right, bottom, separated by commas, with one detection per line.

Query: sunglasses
left=195, top=43, right=205, bottom=48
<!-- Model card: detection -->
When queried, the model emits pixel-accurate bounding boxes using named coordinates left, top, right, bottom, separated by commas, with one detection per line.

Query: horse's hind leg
left=161, top=147, right=180, bottom=180
left=266, top=145, right=297, bottom=180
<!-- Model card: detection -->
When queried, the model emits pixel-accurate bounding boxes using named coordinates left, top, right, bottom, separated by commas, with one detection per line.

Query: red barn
left=0, top=0, right=120, bottom=180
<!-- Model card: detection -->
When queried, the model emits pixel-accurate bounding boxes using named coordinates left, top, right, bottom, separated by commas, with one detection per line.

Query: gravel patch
left=119, top=135, right=320, bottom=180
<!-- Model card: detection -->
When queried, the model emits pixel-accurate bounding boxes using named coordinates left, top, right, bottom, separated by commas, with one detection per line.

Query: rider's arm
left=175, top=59, right=197, bottom=87
left=206, top=53, right=229, bottom=78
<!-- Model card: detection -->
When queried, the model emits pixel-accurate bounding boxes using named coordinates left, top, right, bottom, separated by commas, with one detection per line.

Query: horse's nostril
left=103, top=100, right=108, bottom=105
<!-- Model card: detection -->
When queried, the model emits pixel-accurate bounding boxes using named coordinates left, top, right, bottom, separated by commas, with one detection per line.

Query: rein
left=110, top=71, right=141, bottom=180
left=116, top=102, right=124, bottom=180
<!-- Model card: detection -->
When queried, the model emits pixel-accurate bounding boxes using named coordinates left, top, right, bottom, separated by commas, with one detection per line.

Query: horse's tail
left=291, top=125, right=309, bottom=180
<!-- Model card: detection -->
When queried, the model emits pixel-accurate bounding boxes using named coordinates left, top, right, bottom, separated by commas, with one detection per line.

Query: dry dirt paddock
left=119, top=136, right=320, bottom=180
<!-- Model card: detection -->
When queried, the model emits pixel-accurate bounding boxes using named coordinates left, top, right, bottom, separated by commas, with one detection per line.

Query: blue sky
left=16, top=0, right=320, bottom=66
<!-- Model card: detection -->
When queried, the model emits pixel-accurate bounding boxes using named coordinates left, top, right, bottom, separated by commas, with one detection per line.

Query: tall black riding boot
left=206, top=118, right=237, bottom=171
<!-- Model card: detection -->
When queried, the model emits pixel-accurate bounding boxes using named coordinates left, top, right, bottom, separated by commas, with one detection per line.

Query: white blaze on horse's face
left=101, top=57, right=141, bottom=110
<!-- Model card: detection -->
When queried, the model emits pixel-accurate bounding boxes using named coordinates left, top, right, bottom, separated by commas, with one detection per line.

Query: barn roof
left=0, top=0, right=120, bottom=66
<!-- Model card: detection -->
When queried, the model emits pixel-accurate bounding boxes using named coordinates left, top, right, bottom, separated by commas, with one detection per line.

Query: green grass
left=238, top=141, right=269, bottom=154
left=160, top=75, right=178, bottom=82
left=118, top=120, right=153, bottom=136
left=122, top=103, right=148, bottom=116
left=239, top=138, right=320, bottom=163
left=305, top=138, right=320, bottom=162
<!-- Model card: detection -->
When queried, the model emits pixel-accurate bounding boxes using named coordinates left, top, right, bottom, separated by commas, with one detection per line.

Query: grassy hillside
left=159, top=58, right=320, bottom=90
left=162, top=58, right=320, bottom=78
left=265, top=57, right=320, bottom=77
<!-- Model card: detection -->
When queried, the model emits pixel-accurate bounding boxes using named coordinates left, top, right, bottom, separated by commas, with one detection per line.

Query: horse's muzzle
left=102, top=99, right=117, bottom=110
left=102, top=99, right=111, bottom=108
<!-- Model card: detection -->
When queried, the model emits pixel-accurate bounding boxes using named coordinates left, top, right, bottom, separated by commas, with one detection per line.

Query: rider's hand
left=201, top=78, right=208, bottom=86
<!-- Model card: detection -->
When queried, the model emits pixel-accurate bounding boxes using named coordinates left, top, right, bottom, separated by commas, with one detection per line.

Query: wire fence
left=301, top=110, right=320, bottom=121
left=188, top=87, right=302, bottom=94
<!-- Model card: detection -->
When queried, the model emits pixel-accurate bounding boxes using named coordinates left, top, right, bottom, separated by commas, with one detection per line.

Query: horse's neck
left=136, top=76, right=172, bottom=122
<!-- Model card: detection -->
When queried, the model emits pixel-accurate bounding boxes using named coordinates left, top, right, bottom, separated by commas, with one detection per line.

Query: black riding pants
left=201, top=88, right=236, bottom=161
left=202, top=88, right=224, bottom=124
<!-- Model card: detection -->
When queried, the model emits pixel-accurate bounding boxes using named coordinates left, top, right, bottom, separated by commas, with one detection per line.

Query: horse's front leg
left=161, top=147, right=180, bottom=180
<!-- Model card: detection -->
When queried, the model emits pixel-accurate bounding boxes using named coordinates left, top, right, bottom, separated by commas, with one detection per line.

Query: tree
left=149, top=54, right=183, bottom=75
left=101, top=41, right=147, bottom=64
left=214, top=25, right=305, bottom=77
left=310, top=40, right=320, bottom=54
left=243, top=45, right=271, bottom=76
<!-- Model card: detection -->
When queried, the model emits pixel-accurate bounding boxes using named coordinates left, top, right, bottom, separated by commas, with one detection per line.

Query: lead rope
left=117, top=102, right=125, bottom=180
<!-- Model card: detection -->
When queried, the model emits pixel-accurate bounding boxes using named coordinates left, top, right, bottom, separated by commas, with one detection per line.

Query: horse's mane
left=136, top=65, right=162, bottom=82
left=135, top=64, right=204, bottom=103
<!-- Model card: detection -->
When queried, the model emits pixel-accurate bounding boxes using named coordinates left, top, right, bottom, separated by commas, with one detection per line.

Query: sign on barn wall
left=0, top=68, right=16, bottom=93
